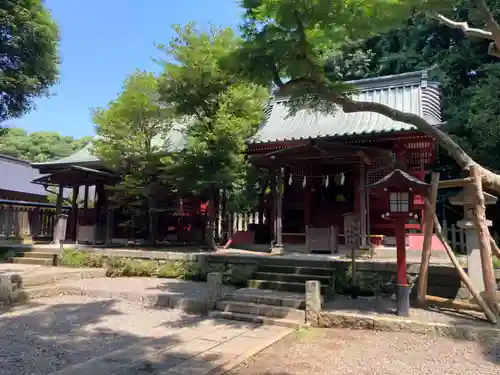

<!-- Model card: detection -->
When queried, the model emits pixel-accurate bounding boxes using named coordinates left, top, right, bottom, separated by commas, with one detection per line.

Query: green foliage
left=92, top=71, right=175, bottom=242
left=0, top=128, right=91, bottom=162
left=0, top=248, right=17, bottom=262
left=334, top=265, right=386, bottom=296
left=158, top=24, right=268, bottom=214
left=57, top=249, right=256, bottom=286
left=106, top=257, right=159, bottom=277
left=58, top=249, right=105, bottom=268
left=319, top=0, right=500, bottom=176
left=235, top=0, right=451, bottom=91
left=0, top=0, right=59, bottom=121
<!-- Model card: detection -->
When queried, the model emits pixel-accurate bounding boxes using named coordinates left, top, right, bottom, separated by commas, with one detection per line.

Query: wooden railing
left=0, top=202, right=69, bottom=239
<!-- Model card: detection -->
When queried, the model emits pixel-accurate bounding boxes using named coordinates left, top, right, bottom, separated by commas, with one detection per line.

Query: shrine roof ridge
left=248, top=70, right=442, bottom=145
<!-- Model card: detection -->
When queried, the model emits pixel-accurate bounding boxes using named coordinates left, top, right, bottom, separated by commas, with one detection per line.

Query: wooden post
left=70, top=185, right=79, bottom=241
left=451, top=224, right=457, bottom=250
left=53, top=184, right=64, bottom=243
left=416, top=172, right=440, bottom=306
left=303, top=167, right=311, bottom=229
left=270, top=169, right=277, bottom=243
left=359, top=161, right=368, bottom=248
left=55, top=184, right=63, bottom=216
left=470, top=165, right=499, bottom=313
left=105, top=207, right=113, bottom=245
left=275, top=167, right=284, bottom=249
left=83, top=185, right=89, bottom=222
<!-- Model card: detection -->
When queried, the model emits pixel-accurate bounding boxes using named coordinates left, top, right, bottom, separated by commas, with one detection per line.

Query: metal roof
left=31, top=122, right=188, bottom=168
left=0, top=154, right=51, bottom=197
left=248, top=70, right=442, bottom=144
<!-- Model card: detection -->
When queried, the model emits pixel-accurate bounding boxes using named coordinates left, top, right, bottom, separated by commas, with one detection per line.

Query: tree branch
left=277, top=76, right=500, bottom=194
left=435, top=2, right=500, bottom=58
left=434, top=13, right=494, bottom=39
left=472, top=0, right=500, bottom=57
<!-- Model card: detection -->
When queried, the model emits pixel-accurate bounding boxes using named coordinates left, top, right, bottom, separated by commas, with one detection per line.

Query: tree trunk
left=470, top=166, right=499, bottom=314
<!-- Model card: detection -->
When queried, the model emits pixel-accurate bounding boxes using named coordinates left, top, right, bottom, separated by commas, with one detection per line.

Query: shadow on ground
left=0, top=298, right=268, bottom=375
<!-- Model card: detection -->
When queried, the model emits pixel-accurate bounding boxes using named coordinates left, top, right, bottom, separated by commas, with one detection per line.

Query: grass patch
left=294, top=327, right=321, bottom=341
left=58, top=249, right=257, bottom=287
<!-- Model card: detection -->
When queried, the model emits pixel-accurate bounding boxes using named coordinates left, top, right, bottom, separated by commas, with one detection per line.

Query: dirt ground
left=229, top=328, right=499, bottom=375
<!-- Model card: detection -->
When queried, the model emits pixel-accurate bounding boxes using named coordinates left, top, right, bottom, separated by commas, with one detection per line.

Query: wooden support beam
left=70, top=185, right=79, bottom=241
left=424, top=295, right=483, bottom=313
left=429, top=199, right=498, bottom=324
left=438, top=177, right=474, bottom=189
left=416, top=172, right=440, bottom=306
left=470, top=165, right=499, bottom=314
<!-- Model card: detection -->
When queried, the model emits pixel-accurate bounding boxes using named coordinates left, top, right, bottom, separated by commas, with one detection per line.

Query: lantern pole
left=394, top=217, right=410, bottom=316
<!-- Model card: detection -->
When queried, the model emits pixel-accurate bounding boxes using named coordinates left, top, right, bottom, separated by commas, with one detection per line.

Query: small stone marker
left=206, top=272, right=222, bottom=311
left=0, top=275, right=13, bottom=305
left=305, top=280, right=321, bottom=325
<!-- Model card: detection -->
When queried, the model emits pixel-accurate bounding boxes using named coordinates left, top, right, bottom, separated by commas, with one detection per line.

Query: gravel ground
left=55, top=277, right=235, bottom=298
left=230, top=328, right=500, bottom=375
left=0, top=295, right=202, bottom=375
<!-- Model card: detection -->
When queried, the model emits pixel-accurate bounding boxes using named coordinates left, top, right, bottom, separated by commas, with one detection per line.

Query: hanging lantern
left=325, top=175, right=329, bottom=187
left=334, top=172, right=345, bottom=186
left=302, top=176, right=306, bottom=187
left=288, top=173, right=293, bottom=185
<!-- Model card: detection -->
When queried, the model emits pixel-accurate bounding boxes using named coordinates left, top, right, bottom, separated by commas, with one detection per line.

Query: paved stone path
left=0, top=295, right=292, bottom=375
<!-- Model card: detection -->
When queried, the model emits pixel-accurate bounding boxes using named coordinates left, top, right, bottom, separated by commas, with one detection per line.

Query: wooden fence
left=0, top=202, right=69, bottom=239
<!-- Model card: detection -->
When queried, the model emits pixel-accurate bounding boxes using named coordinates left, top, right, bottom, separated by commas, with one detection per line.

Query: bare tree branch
left=434, top=13, right=494, bottom=39
left=472, top=0, right=500, bottom=57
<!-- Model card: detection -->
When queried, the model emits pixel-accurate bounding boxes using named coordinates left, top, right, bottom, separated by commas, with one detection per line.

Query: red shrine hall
left=245, top=70, right=440, bottom=253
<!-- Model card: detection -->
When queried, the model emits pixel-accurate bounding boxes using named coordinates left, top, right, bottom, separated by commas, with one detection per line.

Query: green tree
left=323, top=1, right=500, bottom=177
left=157, top=24, right=268, bottom=245
left=0, top=127, right=91, bottom=162
left=233, top=0, right=500, bottom=192
left=0, top=0, right=59, bottom=121
left=92, top=71, right=173, bottom=243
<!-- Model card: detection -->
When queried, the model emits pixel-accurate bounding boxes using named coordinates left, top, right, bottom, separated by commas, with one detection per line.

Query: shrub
left=59, top=249, right=105, bottom=268
left=0, top=249, right=17, bottom=262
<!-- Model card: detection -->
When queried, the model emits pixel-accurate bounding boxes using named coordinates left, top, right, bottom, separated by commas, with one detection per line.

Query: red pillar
left=395, top=219, right=408, bottom=286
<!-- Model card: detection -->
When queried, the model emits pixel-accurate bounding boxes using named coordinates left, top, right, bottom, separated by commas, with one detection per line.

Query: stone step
left=256, top=257, right=336, bottom=268
left=254, top=271, right=332, bottom=285
left=11, top=257, right=53, bottom=266
left=248, top=279, right=331, bottom=294
left=209, top=310, right=302, bottom=329
left=217, top=300, right=306, bottom=321
left=257, top=264, right=334, bottom=277
left=16, top=252, right=58, bottom=260
left=229, top=288, right=306, bottom=309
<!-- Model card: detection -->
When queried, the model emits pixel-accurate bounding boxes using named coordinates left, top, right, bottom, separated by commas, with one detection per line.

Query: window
left=389, top=192, right=409, bottom=213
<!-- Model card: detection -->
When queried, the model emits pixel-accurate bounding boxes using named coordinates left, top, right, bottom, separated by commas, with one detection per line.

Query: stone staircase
left=210, top=257, right=333, bottom=328
left=11, top=251, right=58, bottom=266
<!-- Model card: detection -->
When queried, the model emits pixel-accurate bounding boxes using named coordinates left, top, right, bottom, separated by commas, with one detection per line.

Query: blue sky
left=8, top=0, right=241, bottom=138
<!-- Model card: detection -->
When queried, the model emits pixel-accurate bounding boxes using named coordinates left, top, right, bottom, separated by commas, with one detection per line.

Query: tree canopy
left=323, top=1, right=500, bottom=176
left=158, top=24, right=269, bottom=213
left=0, top=0, right=60, bottom=122
left=0, top=127, right=91, bottom=162
left=92, top=71, right=174, bottom=242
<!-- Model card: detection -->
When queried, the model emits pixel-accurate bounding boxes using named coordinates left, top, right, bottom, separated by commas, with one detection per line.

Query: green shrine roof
left=31, top=123, right=187, bottom=169
left=248, top=70, right=442, bottom=144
